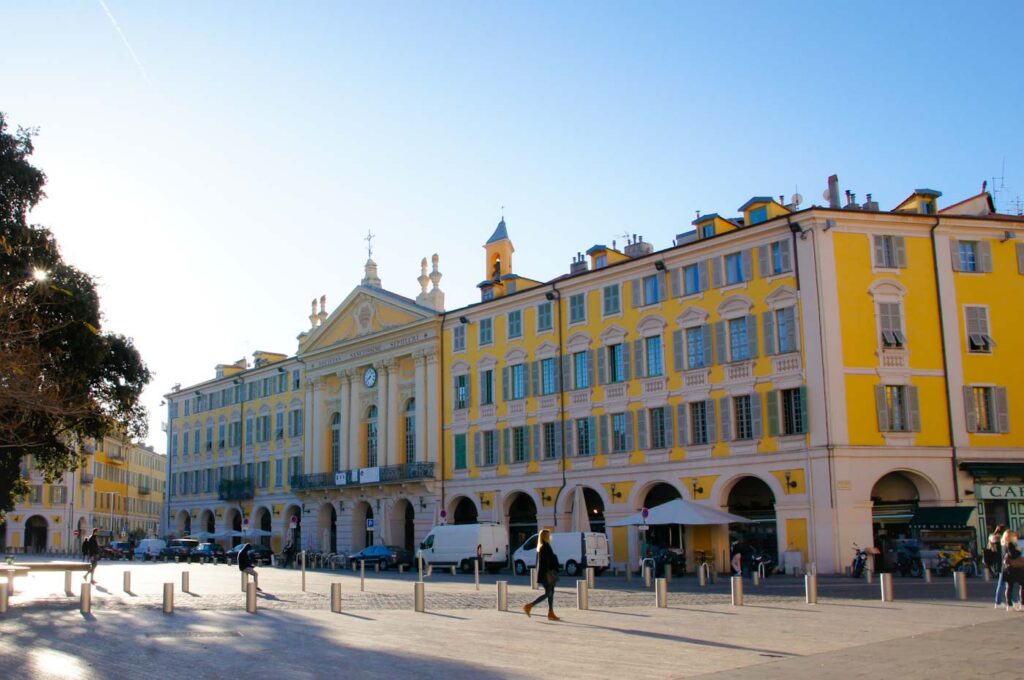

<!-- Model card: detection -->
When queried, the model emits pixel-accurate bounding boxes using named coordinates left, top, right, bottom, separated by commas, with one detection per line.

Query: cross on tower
left=364, top=229, right=375, bottom=259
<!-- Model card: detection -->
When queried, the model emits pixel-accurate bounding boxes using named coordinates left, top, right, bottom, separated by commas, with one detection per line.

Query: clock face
left=363, top=367, right=377, bottom=388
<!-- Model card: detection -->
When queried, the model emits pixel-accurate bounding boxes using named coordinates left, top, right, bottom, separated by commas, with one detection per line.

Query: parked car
left=348, top=545, right=413, bottom=570
left=226, top=543, right=273, bottom=565
left=193, top=543, right=227, bottom=563
left=110, top=541, right=133, bottom=560
left=159, top=539, right=201, bottom=561
left=418, top=523, right=508, bottom=574
left=134, top=538, right=166, bottom=561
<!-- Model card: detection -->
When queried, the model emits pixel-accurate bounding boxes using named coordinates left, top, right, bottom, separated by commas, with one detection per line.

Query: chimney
left=827, top=175, right=841, bottom=209
left=863, top=193, right=879, bottom=211
left=624, top=235, right=654, bottom=258
left=570, top=252, right=589, bottom=275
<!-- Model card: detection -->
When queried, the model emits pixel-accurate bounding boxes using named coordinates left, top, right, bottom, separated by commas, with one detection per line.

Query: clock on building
left=363, top=366, right=378, bottom=388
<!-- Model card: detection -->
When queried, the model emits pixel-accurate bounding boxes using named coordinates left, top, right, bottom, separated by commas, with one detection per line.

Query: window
left=288, top=409, right=303, bottom=437
left=879, top=303, right=906, bottom=348
left=748, top=206, right=768, bottom=225
left=540, top=358, right=557, bottom=395
left=455, top=375, right=469, bottom=410
left=776, top=307, right=798, bottom=354
left=543, top=422, right=557, bottom=459
left=690, top=402, right=708, bottom=445
left=608, top=343, right=625, bottom=382
left=275, top=459, right=283, bottom=488
left=258, top=461, right=270, bottom=489
left=873, top=235, right=906, bottom=268
left=725, top=253, right=745, bottom=285
left=595, top=254, right=607, bottom=268
left=603, top=284, right=621, bottom=315
left=507, top=310, right=522, bottom=339
left=729, top=317, right=750, bottom=361
left=573, top=351, right=589, bottom=390
left=875, top=385, right=919, bottom=432
left=575, top=418, right=592, bottom=456
left=569, top=293, right=586, bottom=323
left=781, top=387, right=808, bottom=435
left=510, top=364, right=526, bottom=400
left=701, top=223, right=715, bottom=239
left=292, top=369, right=301, bottom=390
left=454, top=434, right=467, bottom=470
left=404, top=399, right=416, bottom=463
left=479, top=318, right=493, bottom=346
left=611, top=413, right=628, bottom=452
left=275, top=412, right=284, bottom=440
left=512, top=426, right=528, bottom=463
left=194, top=428, right=201, bottom=454
left=683, top=264, right=701, bottom=295
left=645, top=335, right=664, bottom=377
left=643, top=275, right=660, bottom=305
left=965, top=386, right=1009, bottom=433
left=49, top=486, right=67, bottom=505
left=649, top=407, right=667, bottom=449
left=330, top=412, right=341, bottom=471
left=686, top=326, right=708, bottom=369
left=206, top=427, right=213, bottom=451
left=482, top=288, right=494, bottom=301
left=959, top=241, right=978, bottom=272
left=481, top=369, right=494, bottom=405
left=366, top=406, right=378, bottom=467
left=453, top=325, right=466, bottom=352
left=483, top=430, right=497, bottom=466
left=733, top=395, right=753, bottom=440
left=537, top=302, right=552, bottom=331
left=759, top=240, right=792, bottom=276
left=965, top=306, right=995, bottom=352
left=246, top=417, right=254, bottom=445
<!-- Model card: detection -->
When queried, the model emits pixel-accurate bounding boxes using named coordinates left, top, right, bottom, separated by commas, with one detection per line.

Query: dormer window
left=595, top=254, right=607, bottom=268
left=748, top=206, right=768, bottom=225
left=701, top=223, right=714, bottom=239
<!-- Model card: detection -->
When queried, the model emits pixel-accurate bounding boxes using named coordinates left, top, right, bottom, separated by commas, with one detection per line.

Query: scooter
left=895, top=545, right=924, bottom=578
left=936, top=547, right=977, bottom=577
left=851, top=543, right=873, bottom=578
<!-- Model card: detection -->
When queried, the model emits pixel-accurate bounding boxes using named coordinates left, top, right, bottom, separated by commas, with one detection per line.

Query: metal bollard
left=80, top=582, right=91, bottom=614
left=474, top=560, right=480, bottom=591
left=626, top=565, right=632, bottom=583
left=496, top=580, right=508, bottom=611
left=0, top=583, right=7, bottom=614
left=182, top=571, right=190, bottom=594
left=450, top=566, right=457, bottom=576
left=586, top=567, right=596, bottom=589
left=663, top=568, right=671, bottom=587
left=644, top=565, right=653, bottom=588
left=924, top=567, right=932, bottom=583
left=577, top=580, right=589, bottom=610
left=375, top=562, right=380, bottom=574
left=123, top=571, right=131, bottom=593
left=331, top=583, right=342, bottom=613
left=655, top=577, right=668, bottom=608
left=246, top=582, right=257, bottom=614
left=4, top=570, right=15, bottom=596
left=865, top=568, right=874, bottom=584
left=399, top=564, right=406, bottom=573
left=418, top=554, right=424, bottom=582
left=163, top=583, right=174, bottom=614
left=301, top=551, right=307, bottom=592
left=360, top=561, right=365, bottom=592
left=984, top=567, right=992, bottom=583
left=953, top=572, right=968, bottom=601
left=731, top=576, right=743, bottom=606
left=805, top=573, right=818, bottom=604
left=530, top=567, right=538, bottom=590
left=65, top=571, right=73, bottom=596
left=880, top=572, right=893, bottom=602
left=752, top=572, right=761, bottom=587
left=427, top=565, right=433, bottom=577
left=697, top=566, right=706, bottom=587
left=414, top=582, right=425, bottom=613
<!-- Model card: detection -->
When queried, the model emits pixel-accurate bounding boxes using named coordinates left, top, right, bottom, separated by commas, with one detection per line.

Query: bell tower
left=484, top=216, right=514, bottom=284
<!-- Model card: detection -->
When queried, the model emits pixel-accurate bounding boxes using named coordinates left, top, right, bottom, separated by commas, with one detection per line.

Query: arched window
left=366, top=405, right=378, bottom=467
left=330, top=412, right=341, bottom=471
left=404, top=399, right=416, bottom=464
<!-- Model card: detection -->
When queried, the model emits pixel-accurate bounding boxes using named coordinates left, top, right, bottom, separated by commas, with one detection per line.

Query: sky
left=3, top=1, right=1023, bottom=453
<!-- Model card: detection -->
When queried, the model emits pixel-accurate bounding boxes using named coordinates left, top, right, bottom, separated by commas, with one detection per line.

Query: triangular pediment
left=298, top=286, right=437, bottom=354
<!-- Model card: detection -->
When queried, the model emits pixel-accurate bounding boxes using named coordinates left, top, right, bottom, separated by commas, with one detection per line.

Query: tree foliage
left=0, top=112, right=151, bottom=514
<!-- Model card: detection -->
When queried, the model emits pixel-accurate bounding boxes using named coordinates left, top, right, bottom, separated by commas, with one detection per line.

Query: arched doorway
left=643, top=483, right=682, bottom=549
left=507, top=493, right=537, bottom=555
left=176, top=510, right=191, bottom=538
left=201, top=510, right=215, bottom=535
left=584, top=488, right=605, bottom=533
left=727, top=477, right=778, bottom=566
left=284, top=504, right=302, bottom=550
left=404, top=502, right=415, bottom=552
left=871, top=471, right=923, bottom=570
left=254, top=507, right=272, bottom=549
left=388, top=499, right=415, bottom=552
left=453, top=497, right=478, bottom=525
left=25, top=515, right=48, bottom=554
left=353, top=501, right=373, bottom=550
left=317, top=503, right=337, bottom=553
left=230, top=510, right=242, bottom=547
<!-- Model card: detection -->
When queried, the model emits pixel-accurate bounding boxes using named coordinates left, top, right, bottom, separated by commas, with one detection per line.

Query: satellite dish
left=791, top=193, right=803, bottom=209
left=822, top=189, right=832, bottom=202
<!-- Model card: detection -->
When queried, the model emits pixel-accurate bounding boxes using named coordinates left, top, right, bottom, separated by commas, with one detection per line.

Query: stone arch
left=25, top=515, right=48, bottom=554
left=252, top=505, right=273, bottom=548
left=722, top=475, right=779, bottom=567
left=504, top=491, right=539, bottom=555
left=175, top=509, right=191, bottom=537
left=316, top=502, right=337, bottom=553
left=389, top=498, right=415, bottom=552
left=868, top=468, right=939, bottom=566
left=224, top=507, right=242, bottom=547
left=448, top=495, right=479, bottom=525
left=283, top=503, right=302, bottom=549
left=199, top=509, right=216, bottom=535
left=352, top=500, right=374, bottom=551
left=870, top=468, right=940, bottom=505
left=634, top=481, right=684, bottom=549
left=562, top=484, right=607, bottom=533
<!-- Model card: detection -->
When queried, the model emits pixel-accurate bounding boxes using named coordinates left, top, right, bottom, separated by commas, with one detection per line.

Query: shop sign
left=977, top=485, right=1024, bottom=499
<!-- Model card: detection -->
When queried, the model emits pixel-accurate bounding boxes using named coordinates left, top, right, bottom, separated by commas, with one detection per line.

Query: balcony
left=217, top=477, right=255, bottom=501
left=138, top=486, right=151, bottom=496
left=80, top=471, right=94, bottom=484
left=290, top=462, right=435, bottom=491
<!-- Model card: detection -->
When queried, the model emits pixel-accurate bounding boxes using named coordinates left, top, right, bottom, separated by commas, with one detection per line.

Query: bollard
left=182, top=571, right=190, bottom=594
left=530, top=567, right=538, bottom=591
left=4, top=570, right=14, bottom=596
left=399, top=564, right=406, bottom=573
left=123, top=571, right=131, bottom=594
left=953, top=572, right=968, bottom=601
left=65, top=571, right=73, bottom=596
left=983, top=567, right=992, bottom=583
left=586, top=567, right=596, bottom=590
left=626, top=565, right=632, bottom=583
left=427, top=565, right=433, bottom=577
left=655, top=577, right=668, bottom=608
left=924, top=567, right=932, bottom=583
left=175, top=556, right=179, bottom=564
left=375, top=562, right=380, bottom=574
left=163, top=583, right=174, bottom=614
left=414, top=582, right=425, bottom=613
left=246, top=582, right=257, bottom=614
left=697, top=566, right=706, bottom=587
left=731, top=576, right=743, bottom=606
left=663, top=568, right=671, bottom=587
left=80, top=582, right=91, bottom=614
left=644, top=565, right=653, bottom=589
left=880, top=572, right=893, bottom=602
left=301, top=551, right=307, bottom=592
left=844, top=565, right=851, bottom=577
left=496, top=580, right=508, bottom=611
left=450, top=566, right=456, bottom=576
left=805, top=573, right=818, bottom=604
left=331, top=583, right=342, bottom=613
left=241, top=571, right=247, bottom=592
left=752, top=571, right=761, bottom=587
left=474, top=560, right=480, bottom=591
left=271, top=554, right=276, bottom=568
left=0, top=582, right=7, bottom=614
left=360, top=561, right=365, bottom=592
left=577, top=580, right=589, bottom=610
left=418, top=554, right=424, bottom=582
left=865, top=568, right=874, bottom=585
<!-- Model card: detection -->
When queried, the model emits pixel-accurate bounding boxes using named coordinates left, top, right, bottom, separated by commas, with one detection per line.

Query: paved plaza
left=1, top=559, right=1022, bottom=679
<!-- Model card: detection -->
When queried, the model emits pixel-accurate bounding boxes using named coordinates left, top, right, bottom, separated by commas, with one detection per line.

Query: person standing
left=1001, top=530, right=1023, bottom=611
left=989, top=525, right=1007, bottom=608
left=237, top=543, right=261, bottom=592
left=82, top=528, right=100, bottom=583
left=523, top=529, right=560, bottom=621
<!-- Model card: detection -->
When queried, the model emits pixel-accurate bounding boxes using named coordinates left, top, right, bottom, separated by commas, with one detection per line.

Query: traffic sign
left=290, top=515, right=298, bottom=528
left=641, top=507, right=649, bottom=520
left=638, top=525, right=649, bottom=532
left=366, top=518, right=376, bottom=532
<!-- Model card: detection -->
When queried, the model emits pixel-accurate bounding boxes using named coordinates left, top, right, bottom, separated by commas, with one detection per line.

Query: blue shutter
left=502, top=428, right=510, bottom=465
left=670, top=268, right=682, bottom=297
left=719, top=397, right=732, bottom=441
left=788, top=306, right=800, bottom=352
left=625, top=411, right=634, bottom=451
left=698, top=260, right=709, bottom=291
left=554, top=421, right=563, bottom=457
left=532, top=424, right=540, bottom=461
left=676, top=403, right=688, bottom=446
left=565, top=420, right=575, bottom=457
left=622, top=341, right=632, bottom=381
left=798, top=386, right=808, bottom=433
left=473, top=431, right=481, bottom=467
left=763, top=311, right=776, bottom=356
left=702, top=324, right=713, bottom=367
left=561, top=355, right=571, bottom=392
left=531, top=361, right=540, bottom=396
left=706, top=399, right=717, bottom=443
left=631, top=278, right=642, bottom=307
left=711, top=257, right=723, bottom=288
left=766, top=391, right=779, bottom=436
left=588, top=416, right=597, bottom=456
left=637, top=409, right=648, bottom=449
left=746, top=314, right=759, bottom=358
left=672, top=330, right=684, bottom=372
left=633, top=339, right=644, bottom=378
left=714, top=321, right=727, bottom=364
left=665, top=407, right=675, bottom=448
left=751, top=392, right=763, bottom=438
left=586, top=350, right=595, bottom=388
left=597, top=347, right=607, bottom=385
left=780, top=239, right=792, bottom=272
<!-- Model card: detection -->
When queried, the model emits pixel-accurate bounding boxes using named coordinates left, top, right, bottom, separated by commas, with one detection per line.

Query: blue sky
left=3, top=1, right=1022, bottom=450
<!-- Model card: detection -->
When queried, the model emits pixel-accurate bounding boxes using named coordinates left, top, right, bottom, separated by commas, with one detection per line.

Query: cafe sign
left=977, top=484, right=1024, bottom=499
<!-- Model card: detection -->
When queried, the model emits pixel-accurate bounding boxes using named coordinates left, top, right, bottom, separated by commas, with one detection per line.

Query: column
left=387, top=359, right=400, bottom=468
left=340, top=371, right=353, bottom=472
left=313, top=380, right=327, bottom=473
left=415, top=352, right=427, bottom=465
left=377, top=362, right=389, bottom=469
left=425, top=352, right=439, bottom=465
left=349, top=371, right=361, bottom=469
left=303, top=382, right=315, bottom=475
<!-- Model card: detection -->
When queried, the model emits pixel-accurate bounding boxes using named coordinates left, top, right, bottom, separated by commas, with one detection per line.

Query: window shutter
left=622, top=341, right=632, bottom=381
left=523, top=426, right=531, bottom=461
left=586, top=350, right=595, bottom=388
left=670, top=268, right=682, bottom=297
left=554, top=421, right=563, bottom=457
left=501, top=367, right=509, bottom=402
left=711, top=257, right=723, bottom=288
left=742, top=249, right=754, bottom=282
left=599, top=415, right=609, bottom=454
left=780, top=239, right=792, bottom=272
left=597, top=348, right=607, bottom=385
left=798, top=386, right=808, bottom=433
left=522, top=364, right=531, bottom=398
left=714, top=321, right=727, bottom=364
left=894, top=236, right=907, bottom=268
left=561, top=355, right=571, bottom=392
left=949, top=240, right=962, bottom=271
left=789, top=306, right=800, bottom=352
left=873, top=236, right=886, bottom=267
left=589, top=416, right=598, bottom=455
left=532, top=424, right=541, bottom=461
left=875, top=385, right=889, bottom=431
left=706, top=399, right=717, bottom=443
left=965, top=307, right=979, bottom=337
left=625, top=411, right=634, bottom=451
left=665, top=407, right=675, bottom=448
left=978, top=241, right=993, bottom=272
left=633, top=339, right=644, bottom=378
left=672, top=330, right=684, bottom=371
left=637, top=409, right=648, bottom=449
left=1017, top=243, right=1024, bottom=274
left=702, top=324, right=713, bottom=367
left=502, top=428, right=510, bottom=464
left=763, top=311, right=776, bottom=356
left=631, top=278, right=642, bottom=308
left=676, top=403, right=688, bottom=446
left=746, top=314, right=759, bottom=358
left=565, top=421, right=574, bottom=457
left=531, top=361, right=540, bottom=396
left=473, top=431, right=481, bottom=467
left=758, top=245, right=769, bottom=278
left=907, top=386, right=921, bottom=432
left=719, top=397, right=732, bottom=441
left=657, top=273, right=667, bottom=302
left=699, top=260, right=710, bottom=291
left=766, top=391, right=779, bottom=436
left=995, top=387, right=1010, bottom=433
left=963, top=386, right=977, bottom=432
left=453, top=376, right=460, bottom=405
left=751, top=392, right=763, bottom=438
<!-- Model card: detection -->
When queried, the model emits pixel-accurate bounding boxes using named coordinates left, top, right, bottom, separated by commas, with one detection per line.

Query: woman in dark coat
left=523, top=529, right=560, bottom=621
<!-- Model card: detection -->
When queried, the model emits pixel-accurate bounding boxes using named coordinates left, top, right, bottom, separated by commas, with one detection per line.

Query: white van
left=418, top=523, right=508, bottom=573
left=134, top=538, right=166, bottom=561
left=512, top=531, right=610, bottom=576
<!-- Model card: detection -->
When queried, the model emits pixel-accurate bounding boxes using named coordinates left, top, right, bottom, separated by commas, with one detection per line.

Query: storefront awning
left=959, top=462, right=1024, bottom=478
left=908, top=506, right=975, bottom=530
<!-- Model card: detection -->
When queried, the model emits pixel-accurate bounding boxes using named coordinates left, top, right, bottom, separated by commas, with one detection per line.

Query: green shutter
left=750, top=392, right=763, bottom=438
left=766, top=391, right=779, bottom=436
left=763, top=311, right=776, bottom=356
left=672, top=330, right=684, bottom=371
left=719, top=397, right=731, bottom=441
left=637, top=409, right=648, bottom=449
left=676, top=403, right=688, bottom=446
left=907, top=386, right=921, bottom=432
left=995, top=387, right=1010, bottom=433
left=963, top=386, right=977, bottom=432
left=798, top=386, right=808, bottom=433
left=875, top=385, right=889, bottom=432
left=599, top=415, right=609, bottom=454
left=746, top=314, right=759, bottom=358
left=588, top=416, right=598, bottom=455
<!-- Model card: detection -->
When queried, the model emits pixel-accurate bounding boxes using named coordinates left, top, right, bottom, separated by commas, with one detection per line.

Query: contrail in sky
left=96, top=0, right=152, bottom=85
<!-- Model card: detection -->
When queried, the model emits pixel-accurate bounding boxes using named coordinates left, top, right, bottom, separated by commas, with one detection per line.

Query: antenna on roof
left=791, top=192, right=803, bottom=210
left=990, top=158, right=1009, bottom=212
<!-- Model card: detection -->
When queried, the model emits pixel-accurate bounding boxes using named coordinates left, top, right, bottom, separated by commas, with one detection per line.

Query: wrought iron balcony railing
left=290, top=462, right=435, bottom=491
left=217, top=477, right=255, bottom=500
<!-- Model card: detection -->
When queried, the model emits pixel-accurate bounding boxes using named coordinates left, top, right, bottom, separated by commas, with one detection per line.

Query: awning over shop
left=959, top=462, right=1024, bottom=478
left=908, top=506, right=975, bottom=530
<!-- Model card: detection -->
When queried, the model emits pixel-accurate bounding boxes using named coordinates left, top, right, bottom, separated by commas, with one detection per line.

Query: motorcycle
left=850, top=543, right=879, bottom=578
left=935, top=547, right=977, bottom=577
left=895, top=544, right=924, bottom=578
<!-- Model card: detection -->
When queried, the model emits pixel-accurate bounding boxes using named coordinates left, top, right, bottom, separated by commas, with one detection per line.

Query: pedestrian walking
left=989, top=525, right=1007, bottom=608
left=238, top=543, right=262, bottom=592
left=1001, top=530, right=1024, bottom=611
left=523, top=529, right=560, bottom=621
left=82, top=528, right=100, bottom=583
